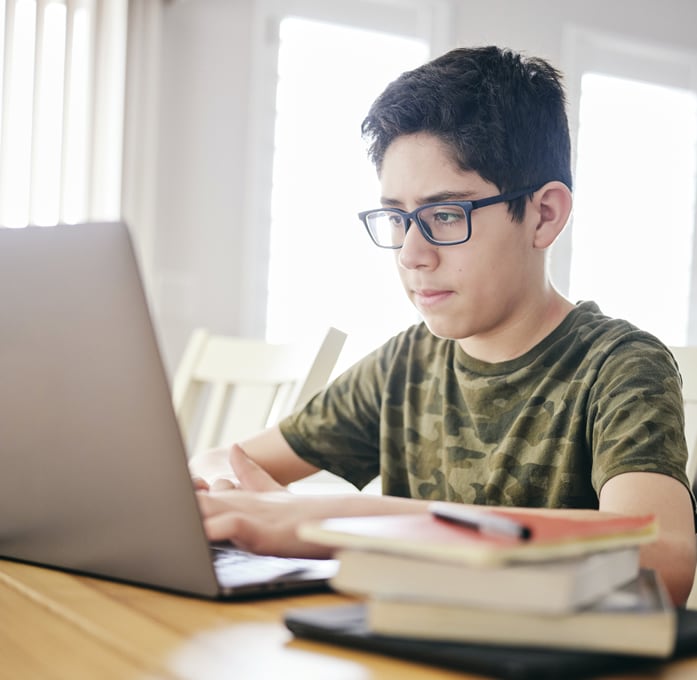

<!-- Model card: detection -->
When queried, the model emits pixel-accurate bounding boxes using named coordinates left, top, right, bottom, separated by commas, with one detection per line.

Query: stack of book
left=297, top=504, right=677, bottom=658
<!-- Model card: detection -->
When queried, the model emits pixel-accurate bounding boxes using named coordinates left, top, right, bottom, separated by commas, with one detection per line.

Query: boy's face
left=378, top=132, right=542, bottom=350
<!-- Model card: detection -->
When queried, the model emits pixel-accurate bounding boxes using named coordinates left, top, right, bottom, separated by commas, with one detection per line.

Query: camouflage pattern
left=280, top=302, right=695, bottom=514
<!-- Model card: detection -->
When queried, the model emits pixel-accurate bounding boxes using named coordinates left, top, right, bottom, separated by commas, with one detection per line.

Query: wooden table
left=1, top=558, right=695, bottom=680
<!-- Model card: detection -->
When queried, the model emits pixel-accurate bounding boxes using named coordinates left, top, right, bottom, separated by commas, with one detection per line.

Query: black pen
left=429, top=502, right=533, bottom=540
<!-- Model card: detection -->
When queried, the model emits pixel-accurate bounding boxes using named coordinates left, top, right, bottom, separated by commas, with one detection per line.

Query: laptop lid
left=0, top=222, right=333, bottom=597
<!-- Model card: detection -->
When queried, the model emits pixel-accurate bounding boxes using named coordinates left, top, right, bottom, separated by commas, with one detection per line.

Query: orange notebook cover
left=298, top=507, right=657, bottom=566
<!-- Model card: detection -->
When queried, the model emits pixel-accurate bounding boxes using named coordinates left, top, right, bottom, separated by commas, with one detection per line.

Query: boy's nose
left=398, top=218, right=438, bottom=270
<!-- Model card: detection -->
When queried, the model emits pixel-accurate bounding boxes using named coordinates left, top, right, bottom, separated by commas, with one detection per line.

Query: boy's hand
left=196, top=444, right=426, bottom=558
left=196, top=444, right=287, bottom=492
left=196, top=445, right=330, bottom=557
left=229, top=444, right=285, bottom=491
left=195, top=444, right=330, bottom=556
left=188, top=445, right=233, bottom=486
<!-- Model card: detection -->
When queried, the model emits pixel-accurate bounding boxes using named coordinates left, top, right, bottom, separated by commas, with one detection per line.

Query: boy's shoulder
left=565, top=301, right=675, bottom=363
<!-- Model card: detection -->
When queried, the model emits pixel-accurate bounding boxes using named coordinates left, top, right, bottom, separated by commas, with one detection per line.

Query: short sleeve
left=278, top=335, right=399, bottom=490
left=589, top=336, right=692, bottom=494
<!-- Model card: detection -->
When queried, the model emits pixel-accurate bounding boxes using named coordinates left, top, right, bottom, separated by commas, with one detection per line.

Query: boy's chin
left=421, top=317, right=468, bottom=341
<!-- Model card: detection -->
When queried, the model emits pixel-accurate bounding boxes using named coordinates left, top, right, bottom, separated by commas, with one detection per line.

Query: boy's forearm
left=639, top=532, right=696, bottom=607
left=239, top=425, right=320, bottom=485
left=598, top=471, right=696, bottom=606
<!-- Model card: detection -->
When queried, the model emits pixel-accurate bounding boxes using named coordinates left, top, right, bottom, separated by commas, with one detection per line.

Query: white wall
left=154, top=0, right=256, bottom=371
left=150, top=0, right=697, bottom=374
left=451, top=0, right=697, bottom=65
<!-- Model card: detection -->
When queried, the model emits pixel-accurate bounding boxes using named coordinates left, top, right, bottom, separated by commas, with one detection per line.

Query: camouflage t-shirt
left=280, top=302, right=693, bottom=510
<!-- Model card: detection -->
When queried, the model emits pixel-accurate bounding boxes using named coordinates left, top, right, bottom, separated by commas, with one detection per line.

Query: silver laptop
left=0, top=221, right=336, bottom=598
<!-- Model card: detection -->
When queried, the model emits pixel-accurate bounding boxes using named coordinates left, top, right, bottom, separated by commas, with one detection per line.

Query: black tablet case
left=284, top=603, right=697, bottom=680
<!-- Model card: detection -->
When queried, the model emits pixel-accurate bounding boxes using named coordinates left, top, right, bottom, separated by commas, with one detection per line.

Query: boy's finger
left=229, top=444, right=284, bottom=492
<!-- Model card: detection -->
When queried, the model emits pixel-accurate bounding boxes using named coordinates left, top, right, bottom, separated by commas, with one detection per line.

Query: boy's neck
left=457, top=291, right=575, bottom=364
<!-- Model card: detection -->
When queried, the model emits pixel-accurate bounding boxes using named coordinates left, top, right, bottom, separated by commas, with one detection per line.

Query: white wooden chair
left=172, top=327, right=346, bottom=456
left=671, top=346, right=697, bottom=610
left=669, top=346, right=697, bottom=491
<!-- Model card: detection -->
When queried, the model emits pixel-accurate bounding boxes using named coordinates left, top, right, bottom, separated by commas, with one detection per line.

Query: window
left=570, top=74, right=697, bottom=344
left=247, top=0, right=451, bottom=371
left=0, top=0, right=127, bottom=228
left=563, top=31, right=697, bottom=346
left=265, top=17, right=426, bottom=369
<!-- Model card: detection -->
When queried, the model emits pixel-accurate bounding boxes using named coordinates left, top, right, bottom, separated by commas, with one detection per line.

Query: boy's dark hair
left=361, top=46, right=572, bottom=221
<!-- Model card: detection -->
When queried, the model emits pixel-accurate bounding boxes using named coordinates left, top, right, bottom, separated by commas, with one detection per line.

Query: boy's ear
left=531, top=181, right=573, bottom=249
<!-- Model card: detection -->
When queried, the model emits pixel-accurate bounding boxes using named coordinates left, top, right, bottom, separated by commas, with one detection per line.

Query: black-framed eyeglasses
left=357, top=185, right=542, bottom=249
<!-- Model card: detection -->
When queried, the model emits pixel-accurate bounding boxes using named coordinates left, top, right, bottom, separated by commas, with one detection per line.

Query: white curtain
left=0, top=0, right=163, bottom=302
left=0, top=0, right=129, bottom=228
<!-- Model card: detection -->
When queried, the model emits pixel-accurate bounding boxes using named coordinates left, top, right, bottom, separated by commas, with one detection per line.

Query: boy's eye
left=432, top=210, right=462, bottom=223
left=422, top=205, right=466, bottom=226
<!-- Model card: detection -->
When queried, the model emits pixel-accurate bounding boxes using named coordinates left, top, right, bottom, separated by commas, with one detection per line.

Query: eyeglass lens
left=367, top=204, right=470, bottom=247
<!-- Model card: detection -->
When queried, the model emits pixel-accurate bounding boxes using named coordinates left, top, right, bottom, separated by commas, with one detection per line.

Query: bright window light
left=266, top=17, right=427, bottom=369
left=62, top=6, right=91, bottom=224
left=569, top=73, right=697, bottom=345
left=32, top=2, right=67, bottom=225
left=0, top=1, right=6, bottom=135
left=2, top=0, right=36, bottom=227
left=0, top=0, right=123, bottom=228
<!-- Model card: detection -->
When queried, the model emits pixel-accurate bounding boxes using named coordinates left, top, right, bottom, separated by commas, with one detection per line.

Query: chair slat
left=173, top=327, right=346, bottom=456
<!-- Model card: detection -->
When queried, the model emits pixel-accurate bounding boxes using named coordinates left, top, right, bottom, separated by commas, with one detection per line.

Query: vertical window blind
left=0, top=0, right=127, bottom=228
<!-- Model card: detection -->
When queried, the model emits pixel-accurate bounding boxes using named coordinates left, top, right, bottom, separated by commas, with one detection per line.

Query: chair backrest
left=172, top=327, right=347, bottom=456
left=669, top=346, right=697, bottom=491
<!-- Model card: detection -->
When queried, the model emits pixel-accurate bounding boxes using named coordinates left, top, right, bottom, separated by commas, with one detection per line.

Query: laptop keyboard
left=210, top=543, right=327, bottom=587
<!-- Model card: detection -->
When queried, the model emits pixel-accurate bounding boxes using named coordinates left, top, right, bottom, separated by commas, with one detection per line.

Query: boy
left=192, top=46, right=696, bottom=604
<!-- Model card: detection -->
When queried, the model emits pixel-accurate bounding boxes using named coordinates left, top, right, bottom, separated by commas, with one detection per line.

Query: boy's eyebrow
left=380, top=190, right=480, bottom=208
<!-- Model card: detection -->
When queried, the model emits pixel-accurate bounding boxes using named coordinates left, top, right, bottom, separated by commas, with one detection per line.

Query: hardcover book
left=366, top=570, right=675, bottom=657
left=331, top=546, right=640, bottom=613
left=298, top=507, right=657, bottom=566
